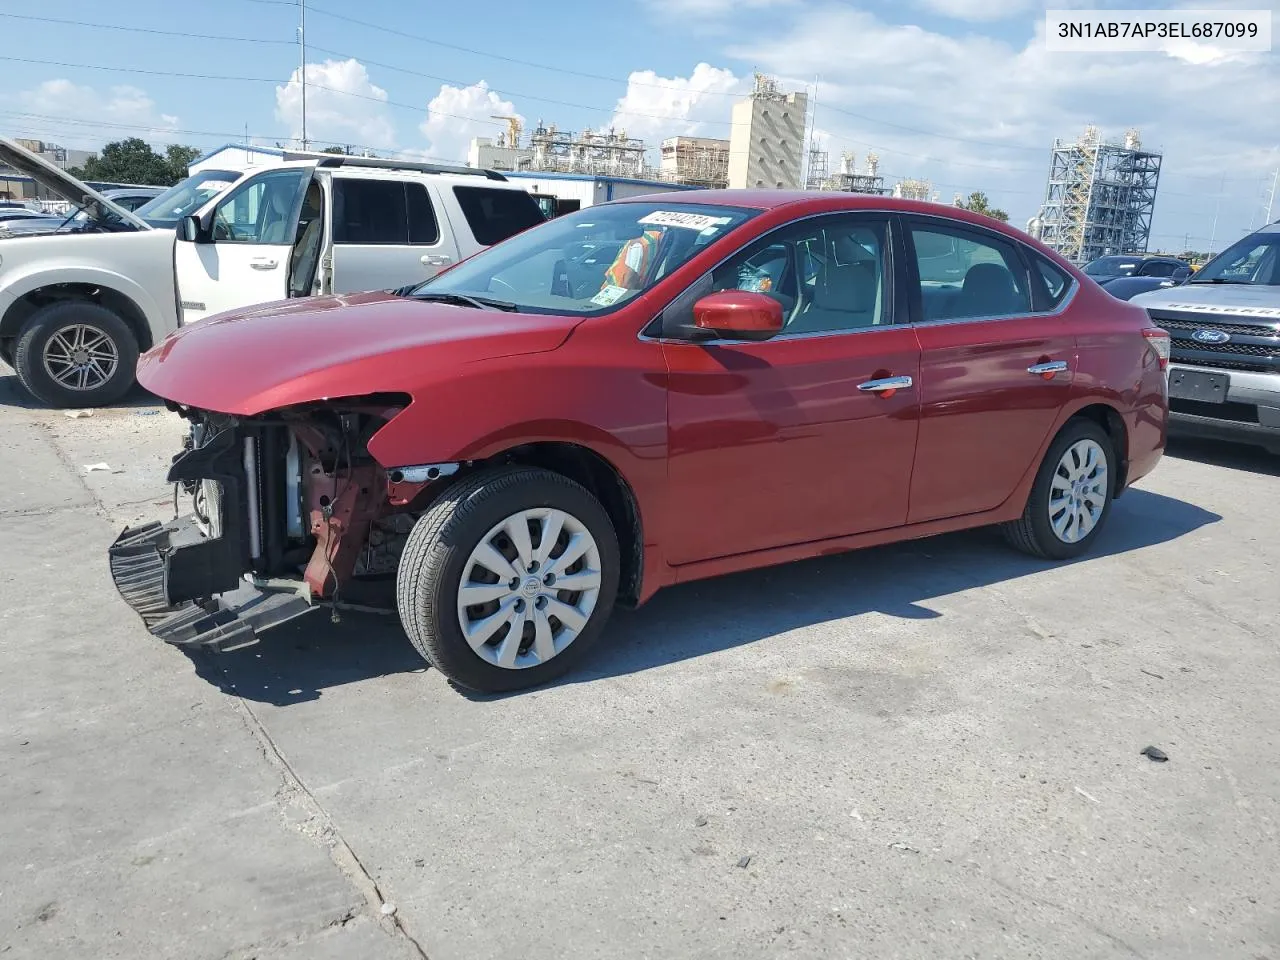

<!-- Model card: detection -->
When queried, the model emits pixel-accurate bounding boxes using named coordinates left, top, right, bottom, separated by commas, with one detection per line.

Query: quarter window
left=1034, top=257, right=1070, bottom=308
left=452, top=186, right=546, bottom=246
left=709, top=216, right=889, bottom=335
left=909, top=223, right=1031, bottom=321
left=407, top=183, right=440, bottom=245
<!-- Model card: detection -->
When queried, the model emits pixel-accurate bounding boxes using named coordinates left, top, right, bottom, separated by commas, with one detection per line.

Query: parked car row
left=0, top=136, right=546, bottom=406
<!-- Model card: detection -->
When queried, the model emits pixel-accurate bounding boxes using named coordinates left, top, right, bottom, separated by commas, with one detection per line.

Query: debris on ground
left=380, top=902, right=397, bottom=916
left=84, top=463, right=111, bottom=472
left=136, top=409, right=160, bottom=416
left=695, top=815, right=709, bottom=827
left=888, top=841, right=920, bottom=854
left=1141, top=746, right=1169, bottom=762
left=1074, top=786, right=1100, bottom=804
left=736, top=855, right=753, bottom=869
left=63, top=409, right=93, bottom=419
left=1141, top=669, right=1165, bottom=680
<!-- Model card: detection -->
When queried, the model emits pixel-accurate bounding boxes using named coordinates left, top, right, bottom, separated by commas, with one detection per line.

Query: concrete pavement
left=2, top=364, right=1278, bottom=959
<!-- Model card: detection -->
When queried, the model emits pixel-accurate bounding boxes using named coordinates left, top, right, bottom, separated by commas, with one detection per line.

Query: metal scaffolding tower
left=1035, top=126, right=1162, bottom=264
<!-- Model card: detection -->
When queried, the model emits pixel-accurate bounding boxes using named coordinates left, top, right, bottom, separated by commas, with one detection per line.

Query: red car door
left=903, top=219, right=1077, bottom=523
left=659, top=213, right=922, bottom=566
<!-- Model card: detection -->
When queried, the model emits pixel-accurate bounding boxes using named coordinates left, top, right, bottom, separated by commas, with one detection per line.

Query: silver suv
left=1132, top=222, right=1280, bottom=455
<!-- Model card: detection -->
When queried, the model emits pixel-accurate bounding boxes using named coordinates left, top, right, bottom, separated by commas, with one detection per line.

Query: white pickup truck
left=0, top=137, right=545, bottom=407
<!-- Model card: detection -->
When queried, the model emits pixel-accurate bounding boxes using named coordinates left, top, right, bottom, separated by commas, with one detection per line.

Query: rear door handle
left=421, top=254, right=452, bottom=266
left=1027, top=360, right=1068, bottom=377
left=857, top=375, right=913, bottom=394
left=250, top=257, right=278, bottom=270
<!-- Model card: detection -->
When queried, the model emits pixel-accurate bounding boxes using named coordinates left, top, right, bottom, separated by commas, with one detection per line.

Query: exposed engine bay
left=107, top=395, right=455, bottom=651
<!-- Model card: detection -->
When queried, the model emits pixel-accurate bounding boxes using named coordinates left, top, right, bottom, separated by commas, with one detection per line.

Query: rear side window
left=1034, top=256, right=1070, bottom=308
left=333, top=179, right=408, bottom=245
left=908, top=222, right=1031, bottom=321
left=453, top=186, right=546, bottom=246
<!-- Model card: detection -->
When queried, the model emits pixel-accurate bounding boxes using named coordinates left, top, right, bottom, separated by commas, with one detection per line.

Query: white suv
left=0, top=138, right=545, bottom=407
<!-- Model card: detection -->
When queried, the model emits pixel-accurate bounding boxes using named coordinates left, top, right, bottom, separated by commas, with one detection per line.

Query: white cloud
left=651, top=0, right=798, bottom=15
left=609, top=64, right=745, bottom=143
left=915, top=0, right=1031, bottom=21
left=727, top=5, right=1280, bottom=239
left=275, top=58, right=396, bottom=151
left=17, top=80, right=179, bottom=137
left=419, top=81, right=521, bottom=163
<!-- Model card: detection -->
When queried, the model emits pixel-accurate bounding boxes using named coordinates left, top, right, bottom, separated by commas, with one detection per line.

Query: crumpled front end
left=108, top=396, right=428, bottom=652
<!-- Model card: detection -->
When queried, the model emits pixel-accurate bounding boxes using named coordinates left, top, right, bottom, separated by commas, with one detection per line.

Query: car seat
left=288, top=182, right=324, bottom=298
left=955, top=262, right=1024, bottom=318
left=787, top=234, right=881, bottom=333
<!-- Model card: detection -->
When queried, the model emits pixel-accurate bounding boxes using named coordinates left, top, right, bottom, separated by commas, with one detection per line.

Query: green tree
left=164, top=144, right=202, bottom=184
left=321, top=145, right=349, bottom=155
left=67, top=138, right=201, bottom=186
left=955, top=190, right=1009, bottom=223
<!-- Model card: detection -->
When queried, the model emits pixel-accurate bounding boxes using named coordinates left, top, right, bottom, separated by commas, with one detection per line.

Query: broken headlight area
left=108, top=394, right=439, bottom=651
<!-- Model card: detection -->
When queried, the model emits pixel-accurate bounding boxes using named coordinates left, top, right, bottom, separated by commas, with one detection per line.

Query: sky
left=2, top=0, right=1278, bottom=252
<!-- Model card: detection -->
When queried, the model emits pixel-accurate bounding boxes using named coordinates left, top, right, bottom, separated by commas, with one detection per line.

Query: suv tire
left=1003, top=417, right=1117, bottom=561
left=396, top=467, right=620, bottom=693
left=14, top=301, right=139, bottom=408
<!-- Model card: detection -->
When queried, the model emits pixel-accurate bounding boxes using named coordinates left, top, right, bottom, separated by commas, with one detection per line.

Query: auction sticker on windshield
left=590, top=284, right=634, bottom=307
left=638, top=211, right=734, bottom=231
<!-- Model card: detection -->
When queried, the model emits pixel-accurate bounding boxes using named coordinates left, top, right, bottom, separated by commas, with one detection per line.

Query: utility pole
left=298, top=0, right=308, bottom=150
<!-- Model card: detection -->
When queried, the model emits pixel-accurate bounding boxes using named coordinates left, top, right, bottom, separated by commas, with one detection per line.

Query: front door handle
left=857, top=375, right=913, bottom=396
left=1027, top=360, right=1068, bottom=378
left=421, top=254, right=452, bottom=266
left=250, top=257, right=279, bottom=270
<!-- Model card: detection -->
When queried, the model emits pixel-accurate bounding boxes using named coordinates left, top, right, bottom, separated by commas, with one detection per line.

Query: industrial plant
left=1030, top=126, right=1163, bottom=264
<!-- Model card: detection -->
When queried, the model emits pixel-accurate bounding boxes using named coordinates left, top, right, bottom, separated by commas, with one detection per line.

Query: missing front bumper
left=108, top=517, right=316, bottom=652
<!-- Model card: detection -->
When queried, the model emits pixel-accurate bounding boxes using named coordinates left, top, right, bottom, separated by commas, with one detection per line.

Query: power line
left=0, top=11, right=293, bottom=44
left=0, top=55, right=509, bottom=129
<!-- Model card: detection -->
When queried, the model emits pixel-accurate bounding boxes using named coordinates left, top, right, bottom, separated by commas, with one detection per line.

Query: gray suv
left=1132, top=222, right=1280, bottom=455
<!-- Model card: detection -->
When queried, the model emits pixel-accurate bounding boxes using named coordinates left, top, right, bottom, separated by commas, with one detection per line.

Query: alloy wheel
left=1047, top=438, right=1108, bottom=544
left=455, top=507, right=602, bottom=670
left=41, top=323, right=119, bottom=392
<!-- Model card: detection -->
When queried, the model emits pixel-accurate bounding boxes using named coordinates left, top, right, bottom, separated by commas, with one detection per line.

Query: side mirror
left=692, top=290, right=784, bottom=341
left=178, top=212, right=213, bottom=243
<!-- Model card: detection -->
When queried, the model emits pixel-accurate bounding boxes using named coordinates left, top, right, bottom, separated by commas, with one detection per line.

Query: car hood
left=0, top=137, right=149, bottom=231
left=1130, top=281, right=1280, bottom=317
left=136, top=292, right=584, bottom=415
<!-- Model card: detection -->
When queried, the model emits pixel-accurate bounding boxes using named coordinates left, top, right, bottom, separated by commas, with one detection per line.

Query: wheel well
left=0, top=284, right=152, bottom=352
left=480, top=442, right=645, bottom=607
left=1070, top=404, right=1129, bottom=494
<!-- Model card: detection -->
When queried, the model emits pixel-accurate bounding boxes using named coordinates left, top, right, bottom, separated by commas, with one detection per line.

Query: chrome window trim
left=636, top=207, right=1080, bottom=345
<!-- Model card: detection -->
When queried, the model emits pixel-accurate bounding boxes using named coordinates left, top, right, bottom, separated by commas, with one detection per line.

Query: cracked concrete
left=2, top=364, right=1280, bottom=959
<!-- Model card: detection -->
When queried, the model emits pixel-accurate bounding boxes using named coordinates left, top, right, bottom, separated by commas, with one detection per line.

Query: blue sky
left=2, top=0, right=1277, bottom=251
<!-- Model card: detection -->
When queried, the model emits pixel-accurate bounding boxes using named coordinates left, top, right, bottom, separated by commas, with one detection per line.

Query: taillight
left=1142, top=327, right=1170, bottom=371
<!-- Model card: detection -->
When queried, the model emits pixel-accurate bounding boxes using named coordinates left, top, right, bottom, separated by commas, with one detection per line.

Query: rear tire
left=396, top=467, right=620, bottom=693
left=13, top=301, right=139, bottom=408
left=1002, top=418, right=1116, bottom=561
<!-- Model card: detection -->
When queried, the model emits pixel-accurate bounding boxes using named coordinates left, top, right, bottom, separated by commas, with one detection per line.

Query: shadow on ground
left=1166, top=436, right=1280, bottom=477
left=186, top=487, right=1220, bottom=706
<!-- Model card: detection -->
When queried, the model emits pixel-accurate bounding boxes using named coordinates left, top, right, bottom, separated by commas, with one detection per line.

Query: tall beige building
left=727, top=75, right=809, bottom=191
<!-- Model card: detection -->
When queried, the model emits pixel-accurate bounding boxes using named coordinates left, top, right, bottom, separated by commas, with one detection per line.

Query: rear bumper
left=108, top=517, right=314, bottom=651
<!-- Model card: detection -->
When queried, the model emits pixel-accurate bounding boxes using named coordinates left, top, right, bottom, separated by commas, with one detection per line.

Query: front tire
left=1002, top=418, right=1116, bottom=561
left=396, top=467, right=621, bottom=692
left=13, top=301, right=139, bottom=408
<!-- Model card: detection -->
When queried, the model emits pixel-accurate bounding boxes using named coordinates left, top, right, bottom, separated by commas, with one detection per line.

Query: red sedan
left=110, top=192, right=1169, bottom=692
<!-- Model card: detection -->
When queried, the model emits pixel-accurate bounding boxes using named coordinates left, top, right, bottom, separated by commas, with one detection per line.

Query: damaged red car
left=109, top=192, right=1169, bottom=692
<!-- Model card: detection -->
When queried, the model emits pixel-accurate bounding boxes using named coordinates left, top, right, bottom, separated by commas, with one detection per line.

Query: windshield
left=1191, top=233, right=1280, bottom=285
left=409, top=202, right=759, bottom=314
left=1084, top=256, right=1140, bottom=276
left=135, top=169, right=242, bottom=226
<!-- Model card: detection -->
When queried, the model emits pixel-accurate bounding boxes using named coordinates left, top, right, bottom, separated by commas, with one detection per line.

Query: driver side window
left=709, top=215, right=889, bottom=336
left=211, top=169, right=308, bottom=245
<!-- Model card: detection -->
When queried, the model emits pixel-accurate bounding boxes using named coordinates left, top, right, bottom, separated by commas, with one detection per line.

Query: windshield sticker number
left=590, top=284, right=633, bottom=307
left=638, top=211, right=733, bottom=231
